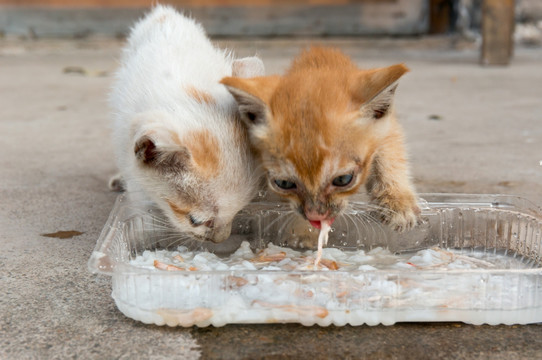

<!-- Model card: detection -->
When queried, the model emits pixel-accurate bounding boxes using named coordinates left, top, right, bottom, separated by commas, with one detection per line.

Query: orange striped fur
left=182, top=129, right=221, bottom=178
left=186, top=86, right=215, bottom=105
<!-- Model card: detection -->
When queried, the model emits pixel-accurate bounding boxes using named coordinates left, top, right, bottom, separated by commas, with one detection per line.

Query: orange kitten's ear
left=353, top=64, right=409, bottom=120
left=221, top=76, right=280, bottom=128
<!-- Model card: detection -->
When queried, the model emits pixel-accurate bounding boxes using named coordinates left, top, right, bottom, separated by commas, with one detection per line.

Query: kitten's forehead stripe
left=184, top=129, right=221, bottom=178
left=185, top=85, right=215, bottom=105
left=286, top=147, right=327, bottom=189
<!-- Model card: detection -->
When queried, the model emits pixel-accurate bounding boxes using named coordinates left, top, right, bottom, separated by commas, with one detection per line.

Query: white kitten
left=109, top=5, right=264, bottom=243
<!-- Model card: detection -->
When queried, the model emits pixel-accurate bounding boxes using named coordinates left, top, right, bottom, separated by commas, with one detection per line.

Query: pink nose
left=305, top=210, right=329, bottom=222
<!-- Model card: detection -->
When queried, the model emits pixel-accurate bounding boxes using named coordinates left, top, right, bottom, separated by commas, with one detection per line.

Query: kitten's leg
left=365, top=129, right=420, bottom=232
left=109, top=173, right=126, bottom=192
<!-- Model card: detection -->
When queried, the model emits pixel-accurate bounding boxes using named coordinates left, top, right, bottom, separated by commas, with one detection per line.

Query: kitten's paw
left=109, top=174, right=126, bottom=192
left=386, top=205, right=421, bottom=232
left=373, top=197, right=421, bottom=232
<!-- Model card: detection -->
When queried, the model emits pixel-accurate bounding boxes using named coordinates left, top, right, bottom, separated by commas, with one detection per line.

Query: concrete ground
left=1, top=36, right=542, bottom=359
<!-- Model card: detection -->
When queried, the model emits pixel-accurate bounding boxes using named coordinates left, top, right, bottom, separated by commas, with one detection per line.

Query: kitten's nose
left=208, top=223, right=232, bottom=243
left=305, top=211, right=328, bottom=221
left=305, top=210, right=335, bottom=229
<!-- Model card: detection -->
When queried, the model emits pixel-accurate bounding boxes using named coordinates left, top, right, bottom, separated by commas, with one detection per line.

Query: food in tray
left=124, top=240, right=536, bottom=326
left=141, top=241, right=506, bottom=273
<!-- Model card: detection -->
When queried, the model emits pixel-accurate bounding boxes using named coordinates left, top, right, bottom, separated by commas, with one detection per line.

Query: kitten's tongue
left=309, top=218, right=335, bottom=229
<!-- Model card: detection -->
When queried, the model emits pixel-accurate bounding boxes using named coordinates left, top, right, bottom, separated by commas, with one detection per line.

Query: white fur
left=110, top=5, right=264, bottom=242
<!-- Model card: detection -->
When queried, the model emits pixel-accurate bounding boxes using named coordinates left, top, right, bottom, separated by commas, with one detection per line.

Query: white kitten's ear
left=232, top=56, right=265, bottom=78
left=354, top=63, right=409, bottom=120
left=221, top=76, right=280, bottom=129
left=131, top=111, right=190, bottom=169
left=134, top=134, right=190, bottom=170
left=134, top=135, right=157, bottom=164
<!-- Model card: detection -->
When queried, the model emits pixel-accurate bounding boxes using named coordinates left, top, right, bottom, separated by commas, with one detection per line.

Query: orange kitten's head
left=221, top=47, right=408, bottom=228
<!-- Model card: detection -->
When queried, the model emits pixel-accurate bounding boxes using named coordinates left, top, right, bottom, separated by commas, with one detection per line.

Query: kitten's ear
left=134, top=135, right=158, bottom=164
left=232, top=56, right=265, bottom=78
left=131, top=111, right=190, bottom=169
left=353, top=63, right=409, bottom=120
left=134, top=133, right=190, bottom=170
left=223, top=84, right=267, bottom=127
left=221, top=76, right=280, bottom=128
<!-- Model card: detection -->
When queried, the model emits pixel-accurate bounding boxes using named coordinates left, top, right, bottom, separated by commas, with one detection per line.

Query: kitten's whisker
left=143, top=218, right=174, bottom=228
left=344, top=211, right=362, bottom=241
left=364, top=203, right=400, bottom=217
left=277, top=213, right=297, bottom=237
left=262, top=211, right=295, bottom=234
left=362, top=212, right=381, bottom=241
left=360, top=210, right=387, bottom=237
left=341, top=213, right=353, bottom=239
left=333, top=215, right=351, bottom=245
left=155, top=233, right=190, bottom=244
left=341, top=215, right=352, bottom=242
left=143, top=221, right=176, bottom=232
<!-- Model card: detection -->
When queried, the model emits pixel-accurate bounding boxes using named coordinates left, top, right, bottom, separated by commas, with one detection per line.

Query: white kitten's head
left=130, top=110, right=258, bottom=243
left=128, top=57, right=265, bottom=243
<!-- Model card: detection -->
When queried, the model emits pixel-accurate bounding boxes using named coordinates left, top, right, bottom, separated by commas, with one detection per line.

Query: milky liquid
left=314, top=222, right=331, bottom=267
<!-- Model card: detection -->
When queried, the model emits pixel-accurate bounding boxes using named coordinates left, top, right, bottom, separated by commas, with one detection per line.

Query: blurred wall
left=0, top=0, right=429, bottom=38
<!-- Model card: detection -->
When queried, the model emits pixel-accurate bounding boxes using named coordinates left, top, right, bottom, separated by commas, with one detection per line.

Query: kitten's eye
left=274, top=179, right=297, bottom=190
left=332, top=174, right=353, bottom=187
left=188, top=214, right=205, bottom=227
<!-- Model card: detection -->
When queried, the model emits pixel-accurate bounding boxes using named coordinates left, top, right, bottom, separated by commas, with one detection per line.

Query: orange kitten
left=221, top=46, right=419, bottom=231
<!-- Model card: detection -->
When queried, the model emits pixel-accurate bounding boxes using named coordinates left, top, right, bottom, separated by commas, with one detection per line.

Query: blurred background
left=1, top=1, right=541, bottom=64
left=0, top=2, right=536, bottom=41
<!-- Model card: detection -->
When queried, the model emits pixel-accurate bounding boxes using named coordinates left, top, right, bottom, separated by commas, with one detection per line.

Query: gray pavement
left=1, top=36, right=542, bottom=359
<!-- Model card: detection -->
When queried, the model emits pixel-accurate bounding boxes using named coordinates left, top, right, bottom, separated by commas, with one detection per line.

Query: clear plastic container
left=88, top=194, right=542, bottom=327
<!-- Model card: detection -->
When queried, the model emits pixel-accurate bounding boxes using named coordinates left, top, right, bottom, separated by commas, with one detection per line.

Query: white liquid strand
left=314, top=222, right=331, bottom=267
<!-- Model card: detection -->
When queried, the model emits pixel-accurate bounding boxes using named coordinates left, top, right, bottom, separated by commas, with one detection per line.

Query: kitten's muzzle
left=206, top=223, right=233, bottom=243
left=303, top=209, right=336, bottom=229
